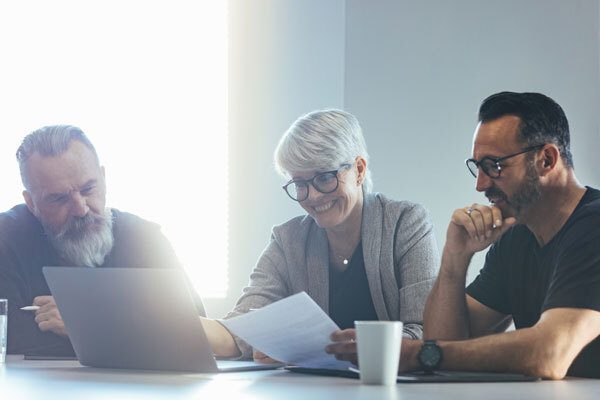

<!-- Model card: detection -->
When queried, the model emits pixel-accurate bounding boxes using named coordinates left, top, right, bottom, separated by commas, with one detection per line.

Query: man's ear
left=539, top=145, right=560, bottom=176
left=23, top=190, right=37, bottom=216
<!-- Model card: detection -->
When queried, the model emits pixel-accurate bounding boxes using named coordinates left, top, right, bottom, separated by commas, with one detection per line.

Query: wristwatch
left=417, top=340, right=443, bottom=373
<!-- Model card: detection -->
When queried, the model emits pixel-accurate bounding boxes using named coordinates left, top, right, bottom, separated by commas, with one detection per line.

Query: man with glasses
left=412, top=92, right=599, bottom=379
left=330, top=92, right=600, bottom=379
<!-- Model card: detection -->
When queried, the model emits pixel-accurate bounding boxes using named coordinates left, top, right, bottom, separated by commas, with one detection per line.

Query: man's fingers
left=453, top=208, right=479, bottom=241
left=33, top=296, right=54, bottom=307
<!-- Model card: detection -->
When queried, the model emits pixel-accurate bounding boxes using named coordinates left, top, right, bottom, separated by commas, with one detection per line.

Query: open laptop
left=42, top=266, right=282, bottom=373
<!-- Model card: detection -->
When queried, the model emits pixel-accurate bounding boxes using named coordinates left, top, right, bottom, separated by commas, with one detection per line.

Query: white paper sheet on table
left=220, top=292, right=354, bottom=370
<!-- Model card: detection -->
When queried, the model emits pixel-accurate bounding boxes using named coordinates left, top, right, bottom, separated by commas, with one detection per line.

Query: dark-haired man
left=0, top=125, right=205, bottom=355
left=328, top=92, right=600, bottom=379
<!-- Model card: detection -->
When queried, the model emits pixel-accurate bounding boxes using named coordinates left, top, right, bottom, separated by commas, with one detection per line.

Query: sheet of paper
left=220, top=292, right=354, bottom=370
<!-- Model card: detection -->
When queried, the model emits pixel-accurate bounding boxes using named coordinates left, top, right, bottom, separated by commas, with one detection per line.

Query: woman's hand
left=325, top=329, right=358, bottom=365
left=253, top=350, right=281, bottom=364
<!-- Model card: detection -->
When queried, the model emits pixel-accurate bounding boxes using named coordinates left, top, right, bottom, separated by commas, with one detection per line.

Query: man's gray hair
left=274, top=109, right=373, bottom=193
left=16, top=125, right=99, bottom=190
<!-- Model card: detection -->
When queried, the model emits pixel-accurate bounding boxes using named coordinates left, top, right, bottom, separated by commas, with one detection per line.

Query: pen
left=20, top=306, right=40, bottom=311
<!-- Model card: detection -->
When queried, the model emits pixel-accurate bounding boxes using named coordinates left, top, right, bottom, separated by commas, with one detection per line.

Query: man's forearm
left=423, top=247, right=472, bottom=340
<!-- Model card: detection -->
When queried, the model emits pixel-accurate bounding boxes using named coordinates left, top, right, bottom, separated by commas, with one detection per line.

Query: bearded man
left=0, top=125, right=205, bottom=355
left=328, top=92, right=600, bottom=379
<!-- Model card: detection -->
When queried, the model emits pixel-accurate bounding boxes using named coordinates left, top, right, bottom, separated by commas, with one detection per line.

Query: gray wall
left=344, top=0, right=600, bottom=282
left=212, top=0, right=600, bottom=316
left=206, top=0, right=346, bottom=316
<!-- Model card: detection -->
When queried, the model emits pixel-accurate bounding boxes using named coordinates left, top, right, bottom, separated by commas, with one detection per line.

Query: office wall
left=217, top=0, right=600, bottom=315
left=344, top=0, right=600, bottom=282
left=206, top=0, right=346, bottom=316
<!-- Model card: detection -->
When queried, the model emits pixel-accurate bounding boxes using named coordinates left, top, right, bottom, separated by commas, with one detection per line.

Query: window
left=0, top=1, right=229, bottom=297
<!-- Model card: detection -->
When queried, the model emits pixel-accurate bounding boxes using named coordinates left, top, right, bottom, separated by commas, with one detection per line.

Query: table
left=1, top=355, right=599, bottom=400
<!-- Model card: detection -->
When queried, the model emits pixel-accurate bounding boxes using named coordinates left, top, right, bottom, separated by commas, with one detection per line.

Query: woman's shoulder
left=366, top=192, right=430, bottom=221
left=271, top=214, right=316, bottom=240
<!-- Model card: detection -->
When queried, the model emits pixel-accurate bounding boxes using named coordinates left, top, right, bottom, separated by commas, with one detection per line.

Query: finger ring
left=466, top=207, right=473, bottom=215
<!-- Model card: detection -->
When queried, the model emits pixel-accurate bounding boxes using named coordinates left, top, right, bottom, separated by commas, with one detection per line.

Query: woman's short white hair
left=274, top=109, right=372, bottom=193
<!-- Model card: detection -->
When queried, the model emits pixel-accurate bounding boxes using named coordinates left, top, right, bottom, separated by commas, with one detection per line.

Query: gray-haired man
left=0, top=125, right=205, bottom=355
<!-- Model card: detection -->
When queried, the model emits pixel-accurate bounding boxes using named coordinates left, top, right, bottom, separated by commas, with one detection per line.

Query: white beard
left=44, top=209, right=114, bottom=267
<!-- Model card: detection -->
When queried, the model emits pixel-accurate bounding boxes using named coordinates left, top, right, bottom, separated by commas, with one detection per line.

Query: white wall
left=218, top=0, right=600, bottom=315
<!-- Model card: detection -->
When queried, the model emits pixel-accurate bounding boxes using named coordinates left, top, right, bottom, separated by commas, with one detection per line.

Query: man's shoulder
left=0, top=204, right=39, bottom=237
left=110, top=209, right=164, bottom=242
left=577, top=186, right=600, bottom=215
left=111, top=209, right=161, bottom=230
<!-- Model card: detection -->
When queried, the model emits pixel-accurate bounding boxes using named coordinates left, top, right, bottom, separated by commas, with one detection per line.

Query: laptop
left=42, top=266, right=282, bottom=373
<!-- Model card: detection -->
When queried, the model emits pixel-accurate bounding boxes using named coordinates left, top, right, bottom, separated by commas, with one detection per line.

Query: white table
left=1, top=355, right=599, bottom=400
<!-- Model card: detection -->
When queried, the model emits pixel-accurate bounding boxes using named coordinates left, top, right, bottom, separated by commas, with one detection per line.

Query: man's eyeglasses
left=466, top=144, right=545, bottom=179
left=283, top=164, right=352, bottom=202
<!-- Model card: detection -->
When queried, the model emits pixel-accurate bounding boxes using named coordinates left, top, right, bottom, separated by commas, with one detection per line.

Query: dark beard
left=485, top=162, right=541, bottom=219
left=510, top=162, right=541, bottom=217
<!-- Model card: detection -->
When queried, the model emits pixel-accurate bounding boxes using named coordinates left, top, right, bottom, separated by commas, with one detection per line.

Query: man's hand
left=252, top=350, right=282, bottom=364
left=33, top=296, right=68, bottom=337
left=325, top=329, right=358, bottom=365
left=445, top=204, right=516, bottom=258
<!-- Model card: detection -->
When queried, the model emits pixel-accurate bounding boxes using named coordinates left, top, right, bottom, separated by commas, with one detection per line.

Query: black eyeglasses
left=283, top=164, right=352, bottom=202
left=466, top=144, right=545, bottom=179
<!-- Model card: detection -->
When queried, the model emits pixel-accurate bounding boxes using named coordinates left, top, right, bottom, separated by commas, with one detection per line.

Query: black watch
left=417, top=340, right=443, bottom=373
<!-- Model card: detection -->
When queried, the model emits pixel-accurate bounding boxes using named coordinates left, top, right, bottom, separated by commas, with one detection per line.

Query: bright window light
left=0, top=1, right=229, bottom=298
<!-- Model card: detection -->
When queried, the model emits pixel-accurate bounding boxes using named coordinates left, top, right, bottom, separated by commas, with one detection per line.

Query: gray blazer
left=224, top=192, right=440, bottom=359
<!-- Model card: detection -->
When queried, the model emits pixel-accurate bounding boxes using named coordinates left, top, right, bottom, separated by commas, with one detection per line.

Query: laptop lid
left=42, top=267, right=276, bottom=373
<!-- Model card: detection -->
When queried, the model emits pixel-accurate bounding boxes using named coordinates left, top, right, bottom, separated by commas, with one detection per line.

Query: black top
left=329, top=242, right=378, bottom=330
left=0, top=204, right=205, bottom=355
left=466, top=187, right=600, bottom=378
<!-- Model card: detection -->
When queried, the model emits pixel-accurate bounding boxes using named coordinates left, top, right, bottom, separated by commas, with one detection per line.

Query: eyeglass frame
left=282, top=163, right=353, bottom=202
left=465, top=144, right=545, bottom=179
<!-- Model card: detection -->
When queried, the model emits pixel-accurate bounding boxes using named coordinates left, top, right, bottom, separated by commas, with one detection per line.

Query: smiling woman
left=200, top=109, right=441, bottom=361
left=0, top=1, right=229, bottom=297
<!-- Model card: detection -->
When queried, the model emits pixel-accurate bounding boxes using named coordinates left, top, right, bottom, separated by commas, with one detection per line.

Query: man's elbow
left=527, top=361, right=569, bottom=380
left=524, top=338, right=574, bottom=380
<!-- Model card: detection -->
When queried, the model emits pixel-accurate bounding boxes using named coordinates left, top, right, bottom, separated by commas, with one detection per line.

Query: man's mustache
left=56, top=212, right=105, bottom=240
left=485, top=187, right=508, bottom=203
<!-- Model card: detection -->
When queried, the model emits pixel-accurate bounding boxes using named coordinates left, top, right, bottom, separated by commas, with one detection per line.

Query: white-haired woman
left=201, top=110, right=439, bottom=361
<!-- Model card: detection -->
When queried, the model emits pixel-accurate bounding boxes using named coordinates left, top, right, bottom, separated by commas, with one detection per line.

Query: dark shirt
left=0, top=204, right=205, bottom=355
left=329, top=243, right=378, bottom=330
left=466, top=187, right=600, bottom=378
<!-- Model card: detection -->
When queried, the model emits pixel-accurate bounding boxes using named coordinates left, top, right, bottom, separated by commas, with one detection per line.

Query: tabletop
left=1, top=355, right=600, bottom=400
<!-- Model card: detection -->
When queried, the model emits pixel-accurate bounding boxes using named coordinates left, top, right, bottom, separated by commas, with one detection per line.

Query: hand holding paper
left=221, top=292, right=354, bottom=370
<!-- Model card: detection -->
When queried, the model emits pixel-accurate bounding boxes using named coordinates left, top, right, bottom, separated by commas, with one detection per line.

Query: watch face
left=419, top=344, right=442, bottom=368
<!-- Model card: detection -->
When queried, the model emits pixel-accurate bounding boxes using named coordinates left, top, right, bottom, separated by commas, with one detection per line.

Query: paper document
left=221, top=292, right=354, bottom=370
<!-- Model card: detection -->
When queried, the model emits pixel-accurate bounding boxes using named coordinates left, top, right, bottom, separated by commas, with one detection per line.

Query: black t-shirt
left=329, top=243, right=378, bottom=330
left=0, top=204, right=205, bottom=355
left=466, top=187, right=600, bottom=378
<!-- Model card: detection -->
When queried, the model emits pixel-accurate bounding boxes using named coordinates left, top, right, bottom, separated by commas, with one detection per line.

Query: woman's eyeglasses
left=283, top=164, right=352, bottom=202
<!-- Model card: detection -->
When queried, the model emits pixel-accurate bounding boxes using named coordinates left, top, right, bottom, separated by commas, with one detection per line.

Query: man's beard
left=43, top=209, right=114, bottom=267
left=485, top=162, right=541, bottom=219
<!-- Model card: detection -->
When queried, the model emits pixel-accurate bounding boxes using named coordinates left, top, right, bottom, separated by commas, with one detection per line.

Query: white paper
left=221, top=292, right=354, bottom=370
